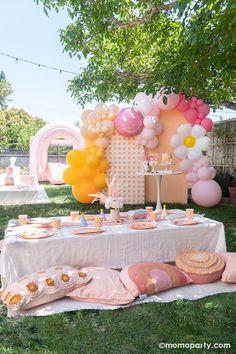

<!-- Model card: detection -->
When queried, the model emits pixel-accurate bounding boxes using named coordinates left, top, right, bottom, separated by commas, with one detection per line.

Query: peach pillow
left=220, top=253, right=236, bottom=283
left=120, top=262, right=191, bottom=297
left=68, top=267, right=135, bottom=305
left=0, top=265, right=91, bottom=312
left=176, top=250, right=225, bottom=284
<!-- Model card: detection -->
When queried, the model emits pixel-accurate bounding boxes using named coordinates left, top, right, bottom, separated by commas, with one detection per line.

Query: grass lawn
left=0, top=185, right=236, bottom=354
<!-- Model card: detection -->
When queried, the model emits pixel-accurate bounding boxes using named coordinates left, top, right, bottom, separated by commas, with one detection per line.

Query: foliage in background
left=35, top=0, right=236, bottom=108
left=0, top=71, right=13, bottom=110
left=0, top=108, right=46, bottom=150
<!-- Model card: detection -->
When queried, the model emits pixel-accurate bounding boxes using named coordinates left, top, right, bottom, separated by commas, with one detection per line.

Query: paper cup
left=95, top=217, right=104, bottom=228
left=71, top=211, right=79, bottom=221
left=149, top=211, right=158, bottom=222
left=185, top=209, right=194, bottom=219
left=145, top=206, right=153, bottom=213
left=18, top=215, right=28, bottom=225
left=52, top=218, right=62, bottom=229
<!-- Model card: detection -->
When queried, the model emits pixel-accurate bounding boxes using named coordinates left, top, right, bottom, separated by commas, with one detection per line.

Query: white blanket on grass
left=8, top=281, right=236, bottom=317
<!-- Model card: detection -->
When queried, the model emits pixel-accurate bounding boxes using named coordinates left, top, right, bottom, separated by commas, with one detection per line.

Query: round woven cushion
left=176, top=250, right=225, bottom=284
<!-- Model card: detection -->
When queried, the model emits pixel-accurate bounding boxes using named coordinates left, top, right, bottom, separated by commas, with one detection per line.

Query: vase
left=110, top=208, right=120, bottom=222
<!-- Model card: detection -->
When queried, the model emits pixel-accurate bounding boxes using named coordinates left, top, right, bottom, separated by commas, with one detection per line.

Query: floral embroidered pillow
left=0, top=265, right=91, bottom=312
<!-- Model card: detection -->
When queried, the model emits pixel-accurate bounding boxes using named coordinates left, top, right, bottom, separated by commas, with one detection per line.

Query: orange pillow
left=68, top=267, right=135, bottom=305
left=176, top=250, right=225, bottom=284
left=0, top=265, right=91, bottom=312
left=120, top=262, right=191, bottom=298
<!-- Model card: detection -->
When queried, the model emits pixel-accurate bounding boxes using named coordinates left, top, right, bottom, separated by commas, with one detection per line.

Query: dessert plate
left=73, top=227, right=104, bottom=235
left=129, top=222, right=156, bottom=230
left=18, top=227, right=56, bottom=240
left=173, top=219, right=202, bottom=226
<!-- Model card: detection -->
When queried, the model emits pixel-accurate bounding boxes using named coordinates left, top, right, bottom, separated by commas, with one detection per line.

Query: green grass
left=0, top=185, right=236, bottom=354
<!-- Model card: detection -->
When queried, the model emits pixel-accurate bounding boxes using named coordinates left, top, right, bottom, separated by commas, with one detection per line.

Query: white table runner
left=0, top=212, right=226, bottom=288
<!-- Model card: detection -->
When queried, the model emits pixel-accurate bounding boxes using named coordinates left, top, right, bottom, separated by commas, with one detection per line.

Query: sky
left=0, top=0, right=235, bottom=124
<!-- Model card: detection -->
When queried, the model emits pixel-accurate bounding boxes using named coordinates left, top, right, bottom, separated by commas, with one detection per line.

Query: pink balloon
left=209, top=166, right=216, bottom=178
left=141, top=139, right=147, bottom=145
left=148, top=101, right=161, bottom=116
left=179, top=159, right=193, bottom=173
left=115, top=108, right=144, bottom=137
left=201, top=117, right=213, bottom=132
left=198, top=112, right=205, bottom=120
left=197, top=167, right=212, bottom=180
left=191, top=96, right=198, bottom=102
left=193, top=167, right=198, bottom=172
left=146, top=137, right=159, bottom=149
left=198, top=156, right=210, bottom=167
left=141, top=127, right=156, bottom=140
left=144, top=115, right=157, bottom=129
left=198, top=103, right=210, bottom=116
left=190, top=102, right=197, bottom=109
left=195, top=119, right=201, bottom=124
left=197, top=99, right=204, bottom=106
left=176, top=94, right=190, bottom=112
left=191, top=180, right=222, bottom=207
left=134, top=93, right=152, bottom=115
left=156, top=92, right=180, bottom=111
left=154, top=121, right=164, bottom=135
left=186, top=172, right=199, bottom=184
left=184, top=108, right=198, bottom=124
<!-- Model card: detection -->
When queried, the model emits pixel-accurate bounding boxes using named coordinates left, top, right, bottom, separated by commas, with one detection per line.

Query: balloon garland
left=64, top=88, right=221, bottom=207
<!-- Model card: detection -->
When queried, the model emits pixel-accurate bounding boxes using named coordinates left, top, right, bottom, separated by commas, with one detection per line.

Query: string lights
left=0, top=52, right=82, bottom=75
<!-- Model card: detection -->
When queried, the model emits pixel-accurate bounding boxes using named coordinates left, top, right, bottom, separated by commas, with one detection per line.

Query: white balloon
left=171, top=134, right=182, bottom=148
left=177, top=123, right=192, bottom=137
left=191, top=124, right=206, bottom=138
left=174, top=146, right=188, bottom=159
left=143, top=115, right=157, bottom=129
left=146, top=137, right=158, bottom=149
left=188, top=147, right=203, bottom=160
left=196, top=136, right=210, bottom=151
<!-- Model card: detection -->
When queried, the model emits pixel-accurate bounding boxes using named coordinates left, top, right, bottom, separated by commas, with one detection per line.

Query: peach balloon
left=81, top=109, right=93, bottom=124
left=95, top=136, right=109, bottom=148
left=80, top=125, right=98, bottom=140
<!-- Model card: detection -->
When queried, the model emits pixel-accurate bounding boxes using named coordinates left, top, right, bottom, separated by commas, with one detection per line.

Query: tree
left=35, top=0, right=236, bottom=108
left=0, top=108, right=46, bottom=150
left=0, top=71, right=13, bottom=110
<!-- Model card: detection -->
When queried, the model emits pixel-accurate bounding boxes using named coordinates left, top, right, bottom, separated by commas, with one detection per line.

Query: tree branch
left=112, top=1, right=177, bottom=29
left=118, top=71, right=148, bottom=81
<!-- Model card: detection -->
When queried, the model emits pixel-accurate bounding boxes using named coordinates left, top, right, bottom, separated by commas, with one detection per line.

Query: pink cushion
left=220, top=253, right=236, bottom=283
left=176, top=250, right=225, bottom=284
left=47, top=163, right=67, bottom=185
left=120, top=262, right=191, bottom=297
left=68, top=267, right=135, bottom=305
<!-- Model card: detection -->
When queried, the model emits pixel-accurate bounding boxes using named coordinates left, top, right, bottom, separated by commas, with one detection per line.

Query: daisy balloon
left=171, top=124, right=210, bottom=161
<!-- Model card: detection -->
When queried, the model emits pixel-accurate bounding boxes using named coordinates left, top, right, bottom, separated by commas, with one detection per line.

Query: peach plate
left=73, top=227, right=104, bottom=235
left=19, top=227, right=56, bottom=239
left=129, top=222, right=156, bottom=230
left=173, top=219, right=202, bottom=226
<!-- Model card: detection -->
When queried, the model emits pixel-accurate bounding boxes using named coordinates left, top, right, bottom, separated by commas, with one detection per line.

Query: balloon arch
left=63, top=89, right=222, bottom=207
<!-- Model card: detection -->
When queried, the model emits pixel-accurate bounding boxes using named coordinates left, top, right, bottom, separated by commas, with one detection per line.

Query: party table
left=0, top=185, right=38, bottom=205
left=0, top=212, right=226, bottom=288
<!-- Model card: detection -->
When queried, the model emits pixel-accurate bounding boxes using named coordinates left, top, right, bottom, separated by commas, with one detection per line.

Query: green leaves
left=0, top=71, right=13, bottom=110
left=34, top=0, right=236, bottom=108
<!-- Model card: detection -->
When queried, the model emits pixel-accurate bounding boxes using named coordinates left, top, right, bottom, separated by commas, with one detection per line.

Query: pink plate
left=19, top=227, right=56, bottom=240
left=73, top=227, right=104, bottom=235
left=129, top=222, right=156, bottom=230
left=173, top=219, right=202, bottom=226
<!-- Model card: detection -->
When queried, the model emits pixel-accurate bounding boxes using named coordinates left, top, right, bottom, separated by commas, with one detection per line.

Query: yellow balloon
left=86, top=154, right=100, bottom=167
left=94, top=173, right=107, bottom=189
left=184, top=135, right=196, bottom=148
left=80, top=165, right=94, bottom=179
left=99, top=159, right=109, bottom=172
left=96, top=151, right=103, bottom=158
left=66, top=150, right=86, bottom=168
left=63, top=167, right=81, bottom=185
left=72, top=180, right=99, bottom=204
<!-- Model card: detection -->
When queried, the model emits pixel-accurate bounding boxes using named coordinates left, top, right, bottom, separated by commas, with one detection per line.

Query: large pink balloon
left=155, top=92, right=180, bottom=111
left=197, top=167, right=212, bottom=180
left=115, top=108, right=144, bottom=137
left=179, top=159, right=193, bottom=173
left=176, top=94, right=190, bottom=112
left=201, top=117, right=213, bottom=132
left=191, top=180, right=222, bottom=207
left=184, top=108, right=198, bottom=124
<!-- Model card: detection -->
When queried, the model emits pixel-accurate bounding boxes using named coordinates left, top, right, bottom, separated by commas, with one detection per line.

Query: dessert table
left=0, top=212, right=226, bottom=288
left=137, top=171, right=182, bottom=210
